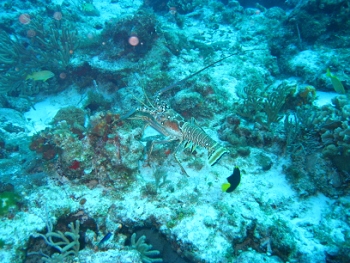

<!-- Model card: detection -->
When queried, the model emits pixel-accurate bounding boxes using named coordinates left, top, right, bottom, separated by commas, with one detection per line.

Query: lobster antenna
left=121, top=76, right=156, bottom=120
left=131, top=92, right=149, bottom=108
left=155, top=52, right=238, bottom=96
left=142, top=84, right=156, bottom=109
left=155, top=48, right=267, bottom=96
left=136, top=74, right=156, bottom=109
left=121, top=90, right=153, bottom=120
left=131, top=74, right=156, bottom=110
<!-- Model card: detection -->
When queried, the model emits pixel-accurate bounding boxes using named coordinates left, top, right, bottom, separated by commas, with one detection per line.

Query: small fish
left=26, top=70, right=54, bottom=81
left=222, top=166, right=241, bottom=193
left=326, top=68, right=345, bottom=94
left=97, top=232, right=112, bottom=248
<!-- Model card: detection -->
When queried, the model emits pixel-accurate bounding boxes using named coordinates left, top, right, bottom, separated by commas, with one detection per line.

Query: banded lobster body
left=126, top=55, right=238, bottom=174
left=129, top=104, right=229, bottom=175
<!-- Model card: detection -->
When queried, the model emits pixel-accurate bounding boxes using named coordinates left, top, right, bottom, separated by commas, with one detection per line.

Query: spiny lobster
left=125, top=55, right=235, bottom=175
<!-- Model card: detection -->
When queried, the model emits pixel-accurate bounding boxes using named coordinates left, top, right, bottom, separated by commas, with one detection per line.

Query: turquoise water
left=0, top=0, right=349, bottom=262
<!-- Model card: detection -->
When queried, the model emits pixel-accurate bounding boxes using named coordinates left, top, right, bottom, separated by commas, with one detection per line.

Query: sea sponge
left=342, top=105, right=350, bottom=118
left=0, top=191, right=20, bottom=216
left=53, top=106, right=86, bottom=128
left=173, top=90, right=203, bottom=112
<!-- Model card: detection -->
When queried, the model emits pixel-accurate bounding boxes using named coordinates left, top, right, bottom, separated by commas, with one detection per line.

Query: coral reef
left=52, top=106, right=86, bottom=131
left=0, top=16, right=79, bottom=95
left=32, top=220, right=80, bottom=262
left=101, top=9, right=158, bottom=60
left=29, top=110, right=143, bottom=190
left=0, top=0, right=350, bottom=263
left=281, top=94, right=350, bottom=197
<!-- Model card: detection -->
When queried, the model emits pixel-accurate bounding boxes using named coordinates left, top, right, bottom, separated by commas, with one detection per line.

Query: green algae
left=0, top=191, right=20, bottom=216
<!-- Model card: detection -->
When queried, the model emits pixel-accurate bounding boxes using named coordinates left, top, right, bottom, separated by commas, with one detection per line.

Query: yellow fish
left=326, top=68, right=345, bottom=94
left=26, top=70, right=54, bottom=82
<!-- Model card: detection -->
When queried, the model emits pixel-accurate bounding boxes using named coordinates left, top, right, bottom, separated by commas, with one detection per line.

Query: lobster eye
left=167, top=116, right=170, bottom=119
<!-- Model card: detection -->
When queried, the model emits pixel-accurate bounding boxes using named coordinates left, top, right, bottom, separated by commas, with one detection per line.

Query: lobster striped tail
left=208, top=144, right=229, bottom=166
left=181, top=122, right=229, bottom=166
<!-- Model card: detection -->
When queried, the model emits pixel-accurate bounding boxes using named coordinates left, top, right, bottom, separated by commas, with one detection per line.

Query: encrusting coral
left=29, top=110, right=143, bottom=189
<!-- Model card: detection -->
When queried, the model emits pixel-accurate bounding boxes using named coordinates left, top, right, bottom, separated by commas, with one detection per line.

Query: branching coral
left=236, top=69, right=264, bottom=123
left=263, top=82, right=292, bottom=127
left=0, top=30, right=27, bottom=67
left=283, top=98, right=350, bottom=197
left=283, top=109, right=318, bottom=161
left=31, top=220, right=80, bottom=262
left=29, top=18, right=79, bottom=69
left=0, top=31, right=29, bottom=93
left=0, top=17, right=79, bottom=95
left=236, top=80, right=292, bottom=128
left=131, top=233, right=163, bottom=263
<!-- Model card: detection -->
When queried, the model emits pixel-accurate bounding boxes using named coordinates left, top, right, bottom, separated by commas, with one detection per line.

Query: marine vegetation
left=282, top=98, right=350, bottom=197
left=30, top=220, right=80, bottom=262
left=1, top=0, right=350, bottom=262
left=130, top=233, right=162, bottom=263
left=0, top=13, right=79, bottom=95
left=236, top=78, right=295, bottom=128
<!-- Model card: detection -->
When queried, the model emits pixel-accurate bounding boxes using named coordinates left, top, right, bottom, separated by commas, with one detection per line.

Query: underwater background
left=0, top=0, right=349, bottom=262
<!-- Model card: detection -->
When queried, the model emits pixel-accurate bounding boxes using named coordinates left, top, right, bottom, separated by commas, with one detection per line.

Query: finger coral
left=131, top=233, right=163, bottom=263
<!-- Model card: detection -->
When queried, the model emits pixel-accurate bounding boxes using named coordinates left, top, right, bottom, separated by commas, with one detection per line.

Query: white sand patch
left=314, top=91, right=338, bottom=107
left=24, top=87, right=83, bottom=135
left=292, top=194, right=332, bottom=227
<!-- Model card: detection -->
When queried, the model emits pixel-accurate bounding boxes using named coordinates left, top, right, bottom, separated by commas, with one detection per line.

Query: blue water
left=0, top=0, right=349, bottom=263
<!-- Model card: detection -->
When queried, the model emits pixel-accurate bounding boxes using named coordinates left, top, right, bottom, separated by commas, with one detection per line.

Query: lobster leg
left=173, top=142, right=190, bottom=176
left=147, top=138, right=177, bottom=157
left=147, top=138, right=189, bottom=176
